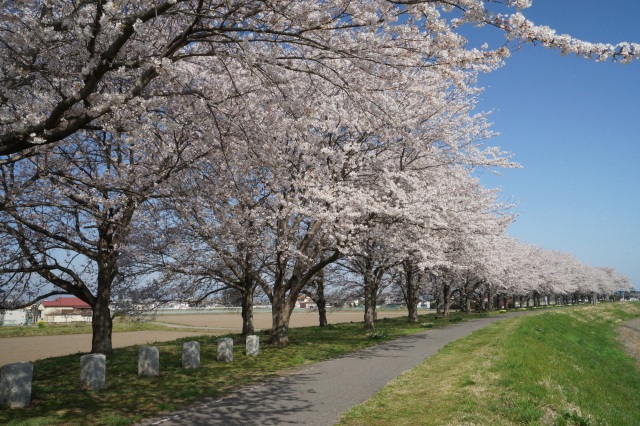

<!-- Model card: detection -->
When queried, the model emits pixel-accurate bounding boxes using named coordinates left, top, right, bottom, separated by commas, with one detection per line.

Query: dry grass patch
left=618, top=317, right=640, bottom=366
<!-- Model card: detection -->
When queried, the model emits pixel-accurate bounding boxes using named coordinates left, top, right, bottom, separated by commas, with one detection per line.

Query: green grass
left=338, top=302, right=640, bottom=426
left=0, top=311, right=488, bottom=425
left=5, top=304, right=634, bottom=426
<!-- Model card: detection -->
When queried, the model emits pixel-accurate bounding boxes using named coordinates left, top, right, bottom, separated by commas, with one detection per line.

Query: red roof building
left=38, top=297, right=92, bottom=323
left=40, top=297, right=91, bottom=309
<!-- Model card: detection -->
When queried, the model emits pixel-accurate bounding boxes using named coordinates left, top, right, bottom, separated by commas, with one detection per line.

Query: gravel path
left=136, top=312, right=531, bottom=426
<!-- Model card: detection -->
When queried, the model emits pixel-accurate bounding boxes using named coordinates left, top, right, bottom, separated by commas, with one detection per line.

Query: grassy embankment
left=0, top=311, right=484, bottom=425
left=339, top=302, right=640, bottom=426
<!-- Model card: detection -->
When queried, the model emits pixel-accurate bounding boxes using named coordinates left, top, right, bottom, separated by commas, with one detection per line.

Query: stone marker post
left=138, top=346, right=160, bottom=377
left=245, top=335, right=260, bottom=356
left=80, top=354, right=106, bottom=390
left=182, top=341, right=200, bottom=369
left=217, top=338, right=234, bottom=362
left=0, top=362, right=33, bottom=408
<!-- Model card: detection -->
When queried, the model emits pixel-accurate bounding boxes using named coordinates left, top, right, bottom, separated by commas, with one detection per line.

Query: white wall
left=0, top=309, right=28, bottom=326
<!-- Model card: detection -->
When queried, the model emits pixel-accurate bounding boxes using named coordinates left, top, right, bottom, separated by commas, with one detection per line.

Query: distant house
left=37, top=297, right=92, bottom=323
left=295, top=296, right=317, bottom=310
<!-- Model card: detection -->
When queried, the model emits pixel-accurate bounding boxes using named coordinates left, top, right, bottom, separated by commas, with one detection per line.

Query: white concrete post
left=0, top=362, right=33, bottom=408
left=138, top=346, right=160, bottom=377
left=80, top=354, right=106, bottom=390
left=217, top=338, right=234, bottom=362
left=245, top=335, right=260, bottom=356
left=182, top=341, right=200, bottom=369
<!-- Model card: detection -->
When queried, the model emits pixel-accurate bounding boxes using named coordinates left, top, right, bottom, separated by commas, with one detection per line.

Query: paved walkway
left=137, top=312, right=530, bottom=426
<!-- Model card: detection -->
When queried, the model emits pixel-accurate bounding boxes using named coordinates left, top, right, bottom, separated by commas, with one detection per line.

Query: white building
left=0, top=308, right=30, bottom=326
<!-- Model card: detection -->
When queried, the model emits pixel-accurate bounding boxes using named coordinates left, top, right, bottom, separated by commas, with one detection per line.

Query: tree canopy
left=0, top=0, right=633, bottom=351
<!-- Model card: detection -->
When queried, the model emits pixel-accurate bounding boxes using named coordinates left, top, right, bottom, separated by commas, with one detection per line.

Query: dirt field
left=0, top=331, right=219, bottom=365
left=0, top=310, right=407, bottom=365
left=4, top=311, right=640, bottom=372
left=153, top=310, right=410, bottom=329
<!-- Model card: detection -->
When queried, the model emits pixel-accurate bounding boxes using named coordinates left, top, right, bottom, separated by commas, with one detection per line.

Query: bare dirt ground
left=618, top=317, right=640, bottom=365
left=0, top=331, right=219, bottom=365
left=152, top=310, right=409, bottom=329
left=0, top=310, right=407, bottom=365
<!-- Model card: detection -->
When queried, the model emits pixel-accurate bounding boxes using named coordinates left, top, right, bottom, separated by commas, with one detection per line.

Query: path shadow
left=137, top=373, right=317, bottom=425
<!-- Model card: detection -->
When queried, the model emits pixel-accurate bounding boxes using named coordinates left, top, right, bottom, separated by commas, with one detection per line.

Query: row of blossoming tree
left=0, top=1, right=635, bottom=353
left=329, top=235, right=631, bottom=329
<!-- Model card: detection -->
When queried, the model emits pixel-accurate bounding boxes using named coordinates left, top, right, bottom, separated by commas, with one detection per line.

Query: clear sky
left=468, top=1, right=640, bottom=289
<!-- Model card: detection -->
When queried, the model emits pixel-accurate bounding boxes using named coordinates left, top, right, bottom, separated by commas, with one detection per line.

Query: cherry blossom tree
left=118, top=30, right=513, bottom=346
left=340, top=239, right=400, bottom=330
left=1, top=0, right=636, bottom=351
left=0, top=110, right=207, bottom=353
left=412, top=165, right=513, bottom=317
left=3, top=0, right=637, bottom=160
left=302, top=268, right=329, bottom=327
left=479, top=236, right=632, bottom=309
left=124, top=136, right=274, bottom=337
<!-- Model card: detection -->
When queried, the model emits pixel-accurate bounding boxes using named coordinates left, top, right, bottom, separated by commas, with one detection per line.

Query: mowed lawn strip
left=338, top=302, right=640, bottom=426
left=0, top=311, right=487, bottom=426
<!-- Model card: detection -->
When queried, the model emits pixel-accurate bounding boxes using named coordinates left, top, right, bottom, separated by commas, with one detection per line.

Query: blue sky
left=468, top=1, right=640, bottom=289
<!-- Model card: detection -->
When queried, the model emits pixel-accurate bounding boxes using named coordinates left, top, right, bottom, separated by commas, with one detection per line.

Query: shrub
left=366, top=330, right=387, bottom=340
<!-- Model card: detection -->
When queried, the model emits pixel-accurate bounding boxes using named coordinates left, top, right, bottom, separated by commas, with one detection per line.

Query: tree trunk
left=407, top=294, right=419, bottom=323
left=91, top=260, right=114, bottom=354
left=270, top=297, right=295, bottom=346
left=314, top=270, right=328, bottom=327
left=241, top=285, right=255, bottom=336
left=91, top=294, right=113, bottom=354
left=362, top=260, right=381, bottom=330
left=486, top=286, right=495, bottom=311
left=317, top=296, right=328, bottom=327
left=363, top=278, right=377, bottom=330
left=406, top=280, right=419, bottom=324
left=268, top=250, right=341, bottom=346
left=443, top=282, right=451, bottom=317
left=403, top=261, right=420, bottom=324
